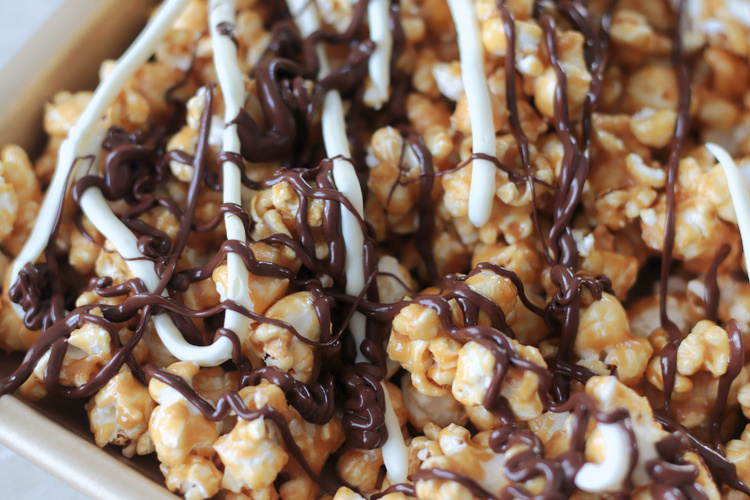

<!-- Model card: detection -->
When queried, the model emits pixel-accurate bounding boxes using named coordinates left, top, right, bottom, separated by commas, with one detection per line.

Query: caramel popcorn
left=575, top=293, right=653, bottom=385
left=453, top=338, right=545, bottom=420
left=87, top=367, right=156, bottom=457
left=0, top=145, right=42, bottom=256
left=247, top=291, right=326, bottom=383
left=414, top=424, right=508, bottom=498
left=3, top=0, right=750, bottom=498
left=149, top=362, right=220, bottom=467
left=164, top=455, right=222, bottom=500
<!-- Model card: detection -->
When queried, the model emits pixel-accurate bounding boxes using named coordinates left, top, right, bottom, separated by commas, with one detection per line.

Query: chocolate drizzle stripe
left=704, top=244, right=730, bottom=323
left=497, top=0, right=549, bottom=260
left=5, top=0, right=193, bottom=309
left=658, top=0, right=693, bottom=417
left=0, top=0, right=749, bottom=498
left=654, top=413, right=750, bottom=495
left=145, top=366, right=338, bottom=496
left=710, top=319, right=744, bottom=450
left=216, top=21, right=239, bottom=48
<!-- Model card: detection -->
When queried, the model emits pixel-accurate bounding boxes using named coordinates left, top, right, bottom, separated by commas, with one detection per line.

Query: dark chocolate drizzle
left=704, top=244, right=729, bottom=323
left=216, top=21, right=239, bottom=48
left=658, top=0, right=693, bottom=418
left=498, top=0, right=549, bottom=257
left=145, top=365, right=338, bottom=495
left=2, top=0, right=750, bottom=498
left=407, top=132, right=439, bottom=279
left=710, top=319, right=744, bottom=450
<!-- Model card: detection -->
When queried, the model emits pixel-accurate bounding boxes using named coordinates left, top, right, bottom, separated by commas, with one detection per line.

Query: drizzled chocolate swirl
left=1, top=0, right=750, bottom=498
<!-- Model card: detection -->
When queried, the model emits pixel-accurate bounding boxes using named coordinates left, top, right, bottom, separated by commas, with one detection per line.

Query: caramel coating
left=7, top=1, right=750, bottom=499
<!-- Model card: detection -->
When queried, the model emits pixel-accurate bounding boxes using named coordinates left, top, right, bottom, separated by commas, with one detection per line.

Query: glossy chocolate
left=1, top=0, right=749, bottom=497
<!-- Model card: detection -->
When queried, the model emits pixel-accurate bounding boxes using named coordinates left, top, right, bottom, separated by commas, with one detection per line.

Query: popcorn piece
left=453, top=339, right=545, bottom=421
left=575, top=293, right=653, bottom=385
left=212, top=241, right=294, bottom=318
left=533, top=30, right=592, bottom=119
left=0, top=145, right=42, bottom=256
left=640, top=157, right=741, bottom=274
left=149, top=362, right=220, bottom=467
left=377, top=256, right=417, bottom=304
left=335, top=447, right=384, bottom=495
left=610, top=9, right=671, bottom=57
left=368, top=127, right=424, bottom=220
left=43, top=92, right=94, bottom=138
left=164, top=455, right=222, bottom=500
left=68, top=217, right=104, bottom=274
left=585, top=376, right=666, bottom=487
left=388, top=302, right=461, bottom=397
left=0, top=177, right=18, bottom=243
left=247, top=291, right=326, bottom=383
left=214, top=381, right=344, bottom=498
left=726, top=425, right=750, bottom=488
left=332, top=487, right=366, bottom=500
left=676, top=320, right=731, bottom=377
left=415, top=424, right=508, bottom=498
left=168, top=90, right=221, bottom=182
left=401, top=373, right=466, bottom=431
left=214, top=417, right=289, bottom=493
left=20, top=308, right=135, bottom=401
left=575, top=421, right=631, bottom=493
left=87, top=368, right=156, bottom=457
left=0, top=292, right=40, bottom=353
left=387, top=270, right=518, bottom=397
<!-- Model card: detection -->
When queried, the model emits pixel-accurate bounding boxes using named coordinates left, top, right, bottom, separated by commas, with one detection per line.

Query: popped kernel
left=44, top=92, right=93, bottom=137
left=622, top=64, right=679, bottom=113
left=87, top=368, right=156, bottom=457
left=401, top=373, right=467, bottom=431
left=335, top=446, right=384, bottom=495
left=415, top=424, right=508, bottom=498
left=388, top=270, right=518, bottom=396
left=452, top=339, right=545, bottom=420
left=640, top=157, right=742, bottom=273
left=677, top=320, right=731, bottom=377
left=217, top=381, right=345, bottom=498
left=0, top=145, right=42, bottom=256
left=164, top=455, right=222, bottom=500
left=149, top=362, right=220, bottom=467
left=4, top=1, right=750, bottom=499
left=575, top=293, right=653, bottom=385
left=533, top=30, right=592, bottom=119
left=610, top=9, right=671, bottom=57
left=214, top=417, right=289, bottom=493
left=247, top=291, right=326, bottom=383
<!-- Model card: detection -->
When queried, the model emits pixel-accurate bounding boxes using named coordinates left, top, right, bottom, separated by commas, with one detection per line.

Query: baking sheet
left=0, top=0, right=181, bottom=498
left=0, top=0, right=155, bottom=155
left=0, top=385, right=177, bottom=500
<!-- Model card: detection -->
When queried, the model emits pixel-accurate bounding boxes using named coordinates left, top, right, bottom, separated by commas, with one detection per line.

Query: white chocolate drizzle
left=366, top=0, right=393, bottom=109
left=286, top=0, right=407, bottom=482
left=574, top=378, right=630, bottom=492
left=447, top=0, right=497, bottom=228
left=574, top=421, right=630, bottom=492
left=8, top=0, right=192, bottom=317
left=286, top=0, right=368, bottom=361
left=381, top=381, right=409, bottom=484
left=79, top=187, right=233, bottom=365
left=706, top=142, right=750, bottom=275
left=208, top=0, right=254, bottom=351
left=11, top=0, right=235, bottom=366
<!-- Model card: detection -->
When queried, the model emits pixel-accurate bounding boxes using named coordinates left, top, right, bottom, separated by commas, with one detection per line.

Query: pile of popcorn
left=2, top=0, right=750, bottom=498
